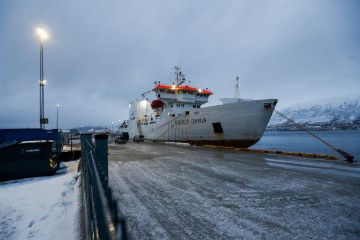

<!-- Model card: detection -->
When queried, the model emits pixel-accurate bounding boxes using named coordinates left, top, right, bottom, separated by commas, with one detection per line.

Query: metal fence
left=79, top=133, right=129, bottom=240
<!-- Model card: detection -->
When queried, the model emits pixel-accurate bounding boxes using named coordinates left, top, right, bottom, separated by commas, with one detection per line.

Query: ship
left=119, top=66, right=278, bottom=148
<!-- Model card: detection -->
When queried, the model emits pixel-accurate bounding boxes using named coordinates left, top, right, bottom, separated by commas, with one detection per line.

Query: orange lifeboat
left=151, top=100, right=164, bottom=109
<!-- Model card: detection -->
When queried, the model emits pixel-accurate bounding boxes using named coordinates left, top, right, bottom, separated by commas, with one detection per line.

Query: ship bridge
left=149, top=66, right=214, bottom=117
left=152, top=84, right=213, bottom=105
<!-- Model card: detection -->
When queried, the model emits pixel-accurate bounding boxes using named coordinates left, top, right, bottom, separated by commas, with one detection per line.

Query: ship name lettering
left=175, top=118, right=206, bottom=125
left=175, top=119, right=189, bottom=125
left=191, top=118, right=206, bottom=124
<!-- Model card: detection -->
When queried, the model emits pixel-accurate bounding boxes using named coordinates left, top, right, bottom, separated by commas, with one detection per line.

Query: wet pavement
left=108, top=141, right=360, bottom=240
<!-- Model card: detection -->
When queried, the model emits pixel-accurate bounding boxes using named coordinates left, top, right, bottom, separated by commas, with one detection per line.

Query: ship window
left=170, top=104, right=173, bottom=108
left=158, top=94, right=160, bottom=98
left=212, top=122, right=224, bottom=133
left=197, top=105, right=200, bottom=108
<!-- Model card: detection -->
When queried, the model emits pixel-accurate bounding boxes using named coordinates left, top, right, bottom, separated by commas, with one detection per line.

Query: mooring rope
left=274, top=110, right=354, bottom=162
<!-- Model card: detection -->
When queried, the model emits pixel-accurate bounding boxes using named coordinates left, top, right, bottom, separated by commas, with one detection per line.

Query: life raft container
left=151, top=100, right=164, bottom=109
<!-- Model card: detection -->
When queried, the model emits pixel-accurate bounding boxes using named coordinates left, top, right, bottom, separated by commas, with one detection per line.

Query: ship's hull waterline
left=126, top=99, right=277, bottom=148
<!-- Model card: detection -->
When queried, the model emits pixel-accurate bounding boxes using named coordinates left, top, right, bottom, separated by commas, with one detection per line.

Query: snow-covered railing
left=79, top=133, right=129, bottom=240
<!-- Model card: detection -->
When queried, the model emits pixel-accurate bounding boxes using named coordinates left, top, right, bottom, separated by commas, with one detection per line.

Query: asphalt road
left=108, top=141, right=360, bottom=240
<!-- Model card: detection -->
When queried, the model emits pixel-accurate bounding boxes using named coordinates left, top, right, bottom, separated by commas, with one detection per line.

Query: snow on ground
left=164, top=141, right=191, bottom=146
left=108, top=142, right=360, bottom=240
left=0, top=161, right=80, bottom=240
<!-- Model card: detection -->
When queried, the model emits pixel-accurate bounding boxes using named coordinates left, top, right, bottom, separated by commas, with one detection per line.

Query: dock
left=108, top=141, right=360, bottom=239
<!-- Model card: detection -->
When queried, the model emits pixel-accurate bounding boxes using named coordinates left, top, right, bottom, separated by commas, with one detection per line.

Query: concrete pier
left=108, top=141, right=360, bottom=240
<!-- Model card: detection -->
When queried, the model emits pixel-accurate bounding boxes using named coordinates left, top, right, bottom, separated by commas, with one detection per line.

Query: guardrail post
left=80, top=133, right=92, bottom=152
left=95, top=134, right=108, bottom=183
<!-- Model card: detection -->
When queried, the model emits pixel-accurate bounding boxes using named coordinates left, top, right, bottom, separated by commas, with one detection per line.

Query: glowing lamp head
left=36, top=27, right=48, bottom=42
left=171, top=85, right=176, bottom=89
left=140, top=99, right=148, bottom=107
left=198, top=88, right=202, bottom=93
left=39, top=79, right=47, bottom=86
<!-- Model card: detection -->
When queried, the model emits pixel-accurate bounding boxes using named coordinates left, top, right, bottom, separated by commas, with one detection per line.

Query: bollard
left=95, top=134, right=109, bottom=183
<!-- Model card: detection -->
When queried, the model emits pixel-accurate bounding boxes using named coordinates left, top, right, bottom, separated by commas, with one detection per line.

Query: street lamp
left=37, top=26, right=48, bottom=129
left=56, top=104, right=60, bottom=129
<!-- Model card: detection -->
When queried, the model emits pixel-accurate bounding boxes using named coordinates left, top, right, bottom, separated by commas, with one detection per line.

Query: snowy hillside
left=268, top=97, right=360, bottom=130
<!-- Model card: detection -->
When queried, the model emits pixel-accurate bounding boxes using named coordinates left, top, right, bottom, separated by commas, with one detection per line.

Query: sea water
left=252, top=130, right=360, bottom=161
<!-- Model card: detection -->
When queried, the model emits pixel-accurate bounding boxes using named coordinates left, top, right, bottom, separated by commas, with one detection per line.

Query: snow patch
left=164, top=142, right=191, bottom=146
left=0, top=161, right=80, bottom=240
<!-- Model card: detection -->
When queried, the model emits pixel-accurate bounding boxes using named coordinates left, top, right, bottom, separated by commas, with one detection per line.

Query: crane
left=141, top=90, right=150, bottom=99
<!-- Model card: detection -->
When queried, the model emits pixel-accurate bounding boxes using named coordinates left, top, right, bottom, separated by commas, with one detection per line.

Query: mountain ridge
left=268, top=97, right=360, bottom=131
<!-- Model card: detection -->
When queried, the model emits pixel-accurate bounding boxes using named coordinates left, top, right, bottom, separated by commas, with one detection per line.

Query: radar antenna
left=174, top=66, right=186, bottom=86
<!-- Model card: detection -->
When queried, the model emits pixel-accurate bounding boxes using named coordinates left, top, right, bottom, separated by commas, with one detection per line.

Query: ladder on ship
left=137, top=120, right=143, bottom=136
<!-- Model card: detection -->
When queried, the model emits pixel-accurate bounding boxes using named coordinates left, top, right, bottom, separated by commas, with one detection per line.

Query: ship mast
left=235, top=76, right=240, bottom=99
left=174, top=66, right=186, bottom=86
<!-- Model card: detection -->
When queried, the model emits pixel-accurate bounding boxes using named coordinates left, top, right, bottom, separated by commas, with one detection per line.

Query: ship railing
left=141, top=113, right=188, bottom=140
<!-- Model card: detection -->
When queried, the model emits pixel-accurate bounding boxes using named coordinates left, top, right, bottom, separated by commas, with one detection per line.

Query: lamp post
left=37, top=27, right=48, bottom=129
left=56, top=104, right=60, bottom=129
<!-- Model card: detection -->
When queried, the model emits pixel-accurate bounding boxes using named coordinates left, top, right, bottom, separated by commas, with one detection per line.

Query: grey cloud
left=1, top=0, right=359, bottom=129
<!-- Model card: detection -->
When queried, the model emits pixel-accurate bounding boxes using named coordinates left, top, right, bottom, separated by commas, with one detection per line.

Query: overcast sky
left=1, top=0, right=359, bottom=129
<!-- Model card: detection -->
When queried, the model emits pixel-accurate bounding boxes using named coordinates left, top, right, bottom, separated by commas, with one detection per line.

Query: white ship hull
left=119, top=66, right=277, bottom=148
left=124, top=99, right=277, bottom=148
